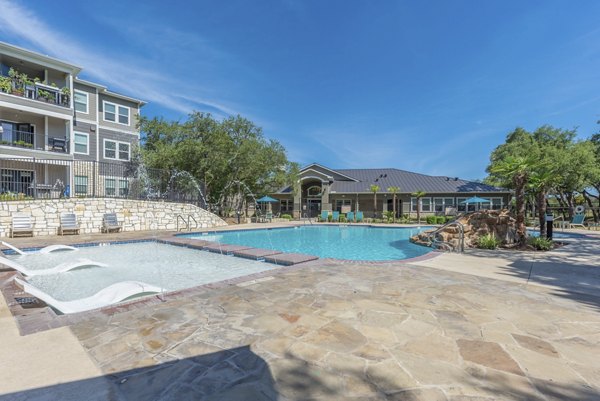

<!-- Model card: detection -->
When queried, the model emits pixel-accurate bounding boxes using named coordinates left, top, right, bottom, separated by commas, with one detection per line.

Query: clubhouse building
left=273, top=163, right=511, bottom=219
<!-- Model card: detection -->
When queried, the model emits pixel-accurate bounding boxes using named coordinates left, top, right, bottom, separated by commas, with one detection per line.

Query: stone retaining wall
left=0, top=199, right=227, bottom=237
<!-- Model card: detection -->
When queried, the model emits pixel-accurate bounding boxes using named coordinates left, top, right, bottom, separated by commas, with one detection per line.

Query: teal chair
left=320, top=210, right=329, bottom=222
left=347, top=211, right=355, bottom=222
left=332, top=211, right=340, bottom=222
left=569, top=214, right=585, bottom=229
left=356, top=211, right=364, bottom=222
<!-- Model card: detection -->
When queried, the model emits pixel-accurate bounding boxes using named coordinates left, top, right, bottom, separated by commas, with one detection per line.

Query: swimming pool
left=179, top=225, right=433, bottom=261
left=7, top=242, right=279, bottom=302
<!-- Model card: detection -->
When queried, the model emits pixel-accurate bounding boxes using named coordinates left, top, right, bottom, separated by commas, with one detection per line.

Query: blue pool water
left=527, top=230, right=576, bottom=239
left=179, top=225, right=433, bottom=261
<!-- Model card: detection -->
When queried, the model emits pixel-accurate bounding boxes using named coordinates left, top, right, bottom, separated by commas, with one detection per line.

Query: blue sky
left=1, top=1, right=600, bottom=179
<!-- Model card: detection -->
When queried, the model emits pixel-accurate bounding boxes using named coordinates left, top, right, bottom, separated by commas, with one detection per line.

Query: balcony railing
left=0, top=130, right=68, bottom=153
left=0, top=77, right=70, bottom=108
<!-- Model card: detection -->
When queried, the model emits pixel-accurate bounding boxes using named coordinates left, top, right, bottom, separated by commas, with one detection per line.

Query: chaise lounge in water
left=1, top=241, right=78, bottom=255
left=0, top=256, right=107, bottom=277
left=14, top=278, right=163, bottom=314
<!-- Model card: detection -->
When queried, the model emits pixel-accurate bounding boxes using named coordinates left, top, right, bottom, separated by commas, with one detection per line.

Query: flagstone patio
left=1, top=227, right=599, bottom=400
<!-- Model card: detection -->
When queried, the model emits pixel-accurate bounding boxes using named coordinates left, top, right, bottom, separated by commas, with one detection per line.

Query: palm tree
left=387, top=186, right=400, bottom=223
left=411, top=190, right=427, bottom=223
left=369, top=185, right=380, bottom=218
left=489, top=156, right=535, bottom=245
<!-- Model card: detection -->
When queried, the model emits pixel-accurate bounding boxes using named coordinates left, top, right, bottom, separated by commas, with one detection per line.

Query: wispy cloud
left=0, top=0, right=238, bottom=117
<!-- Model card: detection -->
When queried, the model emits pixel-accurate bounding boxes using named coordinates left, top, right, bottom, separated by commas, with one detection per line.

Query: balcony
left=0, top=68, right=70, bottom=108
left=0, top=129, right=68, bottom=153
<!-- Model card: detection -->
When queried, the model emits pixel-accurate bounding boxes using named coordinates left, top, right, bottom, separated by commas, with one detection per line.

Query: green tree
left=489, top=156, right=536, bottom=245
left=138, top=112, right=295, bottom=216
left=411, top=190, right=427, bottom=224
left=370, top=185, right=380, bottom=218
left=387, top=186, right=400, bottom=223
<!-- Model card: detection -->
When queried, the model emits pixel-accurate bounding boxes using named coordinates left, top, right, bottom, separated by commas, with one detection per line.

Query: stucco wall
left=0, top=198, right=226, bottom=237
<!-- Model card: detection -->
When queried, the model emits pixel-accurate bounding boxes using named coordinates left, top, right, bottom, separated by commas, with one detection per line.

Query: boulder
left=410, top=209, right=518, bottom=249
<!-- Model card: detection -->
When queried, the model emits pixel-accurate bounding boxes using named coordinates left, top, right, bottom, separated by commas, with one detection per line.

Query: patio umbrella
left=257, top=195, right=279, bottom=203
left=461, top=196, right=490, bottom=210
left=460, top=196, right=490, bottom=204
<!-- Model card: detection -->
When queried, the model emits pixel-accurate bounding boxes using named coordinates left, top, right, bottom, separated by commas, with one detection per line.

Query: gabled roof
left=300, top=163, right=359, bottom=182
left=329, top=168, right=505, bottom=194
left=275, top=166, right=507, bottom=194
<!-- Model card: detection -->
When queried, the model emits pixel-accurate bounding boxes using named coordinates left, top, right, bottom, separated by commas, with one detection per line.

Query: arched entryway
left=301, top=179, right=323, bottom=218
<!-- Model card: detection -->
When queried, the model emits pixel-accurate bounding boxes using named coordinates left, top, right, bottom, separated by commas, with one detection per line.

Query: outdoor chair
left=320, top=211, right=329, bottom=222
left=10, top=214, right=34, bottom=238
left=347, top=211, right=355, bottom=222
left=569, top=214, right=586, bottom=229
left=58, top=213, right=80, bottom=235
left=102, top=213, right=122, bottom=233
left=332, top=211, right=340, bottom=222
left=356, top=211, right=364, bottom=222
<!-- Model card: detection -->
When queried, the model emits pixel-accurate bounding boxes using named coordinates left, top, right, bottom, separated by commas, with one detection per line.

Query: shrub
left=436, top=216, right=446, bottom=224
left=478, top=233, right=500, bottom=250
left=339, top=215, right=347, bottom=223
left=426, top=215, right=437, bottom=224
left=327, top=214, right=333, bottom=222
left=281, top=214, right=292, bottom=220
left=528, top=236, right=553, bottom=251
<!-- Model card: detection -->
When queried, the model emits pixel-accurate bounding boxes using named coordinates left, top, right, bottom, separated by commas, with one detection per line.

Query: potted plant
left=37, top=89, right=50, bottom=102
left=61, top=87, right=70, bottom=106
left=0, top=76, right=11, bottom=93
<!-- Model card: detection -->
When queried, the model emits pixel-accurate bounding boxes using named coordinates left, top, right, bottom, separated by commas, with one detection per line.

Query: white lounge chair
left=59, top=213, right=80, bottom=235
left=10, top=214, right=33, bottom=238
left=0, top=256, right=107, bottom=277
left=1, top=241, right=77, bottom=255
left=101, top=213, right=122, bottom=233
left=14, top=278, right=163, bottom=314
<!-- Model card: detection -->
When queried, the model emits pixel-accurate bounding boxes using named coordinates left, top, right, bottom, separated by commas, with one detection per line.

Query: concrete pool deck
left=0, top=225, right=599, bottom=400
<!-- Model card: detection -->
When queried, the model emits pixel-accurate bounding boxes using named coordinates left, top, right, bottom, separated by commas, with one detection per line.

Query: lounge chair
left=0, top=256, right=107, bottom=277
left=332, top=211, right=340, bottom=222
left=1, top=241, right=77, bottom=255
left=102, top=213, right=122, bottom=233
left=320, top=210, right=329, bottom=222
left=10, top=214, right=33, bottom=238
left=347, top=211, right=355, bottom=222
left=59, top=213, right=80, bottom=235
left=14, top=278, right=162, bottom=314
left=569, top=214, right=586, bottom=229
left=356, top=211, right=364, bottom=222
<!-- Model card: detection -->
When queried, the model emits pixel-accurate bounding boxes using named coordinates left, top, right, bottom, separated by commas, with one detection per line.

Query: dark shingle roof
left=331, top=168, right=505, bottom=193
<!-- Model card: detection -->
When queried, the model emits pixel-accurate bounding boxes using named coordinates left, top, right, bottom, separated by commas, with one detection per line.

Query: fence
left=0, top=157, right=207, bottom=209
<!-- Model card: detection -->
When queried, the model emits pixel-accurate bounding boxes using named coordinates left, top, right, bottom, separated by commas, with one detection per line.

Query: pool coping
left=0, top=228, right=442, bottom=335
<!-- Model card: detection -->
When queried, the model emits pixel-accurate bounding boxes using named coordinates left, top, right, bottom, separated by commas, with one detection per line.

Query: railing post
left=32, top=157, right=38, bottom=199
left=92, top=160, right=96, bottom=198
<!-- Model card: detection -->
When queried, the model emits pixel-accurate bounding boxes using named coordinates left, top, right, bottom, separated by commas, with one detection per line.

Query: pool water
left=180, top=225, right=433, bottom=261
left=527, top=230, right=574, bottom=239
left=8, top=242, right=278, bottom=301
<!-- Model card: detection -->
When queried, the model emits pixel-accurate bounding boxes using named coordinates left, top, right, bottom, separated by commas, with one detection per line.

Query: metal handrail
left=427, top=219, right=465, bottom=253
left=302, top=213, right=313, bottom=225
left=176, top=214, right=188, bottom=231
left=187, top=215, right=198, bottom=231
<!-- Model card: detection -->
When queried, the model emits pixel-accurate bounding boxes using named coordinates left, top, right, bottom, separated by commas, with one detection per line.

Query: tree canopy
left=138, top=112, right=298, bottom=213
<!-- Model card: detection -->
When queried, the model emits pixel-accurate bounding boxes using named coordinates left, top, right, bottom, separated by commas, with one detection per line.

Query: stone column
left=293, top=190, right=301, bottom=219
left=321, top=182, right=332, bottom=212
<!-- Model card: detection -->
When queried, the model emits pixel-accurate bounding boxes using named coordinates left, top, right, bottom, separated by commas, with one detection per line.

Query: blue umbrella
left=257, top=195, right=279, bottom=203
left=460, top=196, right=490, bottom=204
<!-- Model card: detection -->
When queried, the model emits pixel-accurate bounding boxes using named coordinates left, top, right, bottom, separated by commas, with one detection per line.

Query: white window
left=421, top=198, right=432, bottom=212
left=105, top=178, right=116, bottom=196
left=457, top=197, right=467, bottom=212
left=491, top=198, right=503, bottom=210
left=335, top=199, right=352, bottom=212
left=104, top=139, right=130, bottom=161
left=104, top=102, right=116, bottom=122
left=74, top=90, right=88, bottom=113
left=411, top=197, right=432, bottom=212
left=103, top=101, right=130, bottom=125
left=434, top=198, right=456, bottom=213
left=73, top=132, right=89, bottom=155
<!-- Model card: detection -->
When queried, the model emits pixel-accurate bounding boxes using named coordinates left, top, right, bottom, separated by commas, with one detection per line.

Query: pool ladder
left=176, top=214, right=198, bottom=232
left=426, top=220, right=465, bottom=253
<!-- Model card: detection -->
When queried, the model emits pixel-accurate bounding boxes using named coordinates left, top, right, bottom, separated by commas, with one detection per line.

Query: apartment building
left=0, top=41, right=145, bottom=198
